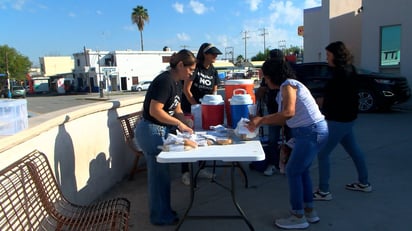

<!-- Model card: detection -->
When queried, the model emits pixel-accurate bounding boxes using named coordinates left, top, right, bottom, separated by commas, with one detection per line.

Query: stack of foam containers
left=0, top=99, right=28, bottom=136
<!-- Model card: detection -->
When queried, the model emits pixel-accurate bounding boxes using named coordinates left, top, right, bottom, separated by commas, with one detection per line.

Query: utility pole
left=97, top=52, right=104, bottom=98
left=84, top=46, right=92, bottom=93
left=242, top=31, right=250, bottom=61
left=5, top=51, right=11, bottom=98
left=225, top=47, right=234, bottom=63
left=279, top=40, right=287, bottom=53
left=260, top=28, right=268, bottom=53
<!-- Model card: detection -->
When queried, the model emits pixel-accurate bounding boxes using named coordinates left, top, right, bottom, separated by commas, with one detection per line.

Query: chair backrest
left=118, top=111, right=143, bottom=156
left=118, top=111, right=143, bottom=153
left=0, top=150, right=66, bottom=230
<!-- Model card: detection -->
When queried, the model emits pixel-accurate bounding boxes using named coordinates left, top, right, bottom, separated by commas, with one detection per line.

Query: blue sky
left=1, top=0, right=321, bottom=66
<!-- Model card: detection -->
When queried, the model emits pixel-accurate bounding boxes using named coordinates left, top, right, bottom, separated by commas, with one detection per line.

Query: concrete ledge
left=0, top=95, right=145, bottom=205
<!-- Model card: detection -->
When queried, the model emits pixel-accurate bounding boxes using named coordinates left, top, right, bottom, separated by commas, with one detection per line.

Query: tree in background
left=251, top=48, right=272, bottom=61
left=235, top=55, right=245, bottom=66
left=0, top=45, right=31, bottom=82
left=131, top=5, right=149, bottom=51
left=250, top=46, right=303, bottom=62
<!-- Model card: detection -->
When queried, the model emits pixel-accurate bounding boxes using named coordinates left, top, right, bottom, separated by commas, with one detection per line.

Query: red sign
left=298, top=26, right=304, bottom=36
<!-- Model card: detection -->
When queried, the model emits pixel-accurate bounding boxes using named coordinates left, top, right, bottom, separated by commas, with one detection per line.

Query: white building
left=303, top=0, right=412, bottom=85
left=73, top=49, right=177, bottom=92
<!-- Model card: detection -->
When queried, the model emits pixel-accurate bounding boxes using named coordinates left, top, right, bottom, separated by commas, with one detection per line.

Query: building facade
left=39, top=56, right=75, bottom=77
left=72, top=49, right=177, bottom=92
left=303, top=0, right=412, bottom=85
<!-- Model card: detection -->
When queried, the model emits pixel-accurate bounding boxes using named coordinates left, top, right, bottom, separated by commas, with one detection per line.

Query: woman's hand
left=246, top=116, right=263, bottom=132
left=177, top=122, right=193, bottom=134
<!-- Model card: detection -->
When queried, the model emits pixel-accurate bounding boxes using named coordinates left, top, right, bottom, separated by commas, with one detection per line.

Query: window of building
left=380, top=25, right=401, bottom=67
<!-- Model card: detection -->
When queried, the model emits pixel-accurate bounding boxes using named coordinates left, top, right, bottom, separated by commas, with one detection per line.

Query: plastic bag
left=158, top=132, right=198, bottom=151
left=234, top=117, right=259, bottom=140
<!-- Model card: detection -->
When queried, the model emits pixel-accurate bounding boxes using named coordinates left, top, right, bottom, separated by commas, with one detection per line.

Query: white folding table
left=157, top=140, right=265, bottom=231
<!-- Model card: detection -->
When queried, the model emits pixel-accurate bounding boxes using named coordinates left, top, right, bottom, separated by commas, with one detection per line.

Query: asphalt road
left=24, top=89, right=228, bottom=117
left=25, top=92, right=146, bottom=116
left=25, top=89, right=411, bottom=116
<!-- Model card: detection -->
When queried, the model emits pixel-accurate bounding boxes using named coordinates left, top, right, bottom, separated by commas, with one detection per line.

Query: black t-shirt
left=259, top=78, right=279, bottom=114
left=142, top=71, right=182, bottom=126
left=322, top=65, right=359, bottom=122
left=181, top=63, right=220, bottom=113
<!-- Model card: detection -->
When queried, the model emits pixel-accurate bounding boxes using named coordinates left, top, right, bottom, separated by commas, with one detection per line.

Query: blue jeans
left=286, top=120, right=328, bottom=215
left=135, top=119, right=178, bottom=225
left=317, top=120, right=369, bottom=192
left=265, top=125, right=281, bottom=166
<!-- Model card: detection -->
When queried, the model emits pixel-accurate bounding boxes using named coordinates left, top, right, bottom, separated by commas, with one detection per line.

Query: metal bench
left=118, top=111, right=146, bottom=180
left=0, top=150, right=130, bottom=231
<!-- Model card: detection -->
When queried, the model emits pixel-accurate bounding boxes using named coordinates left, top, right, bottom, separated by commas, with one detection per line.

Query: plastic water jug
left=200, top=94, right=224, bottom=130
left=229, top=89, right=253, bottom=128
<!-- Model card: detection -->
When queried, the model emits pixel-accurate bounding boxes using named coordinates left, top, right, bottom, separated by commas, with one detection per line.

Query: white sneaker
left=305, top=209, right=320, bottom=223
left=198, top=169, right=215, bottom=179
left=181, top=172, right=190, bottom=186
left=275, top=214, right=309, bottom=229
left=264, top=165, right=277, bottom=176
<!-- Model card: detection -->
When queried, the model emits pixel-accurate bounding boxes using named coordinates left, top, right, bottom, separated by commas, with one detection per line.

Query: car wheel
left=358, top=89, right=376, bottom=112
left=137, top=87, right=142, bottom=92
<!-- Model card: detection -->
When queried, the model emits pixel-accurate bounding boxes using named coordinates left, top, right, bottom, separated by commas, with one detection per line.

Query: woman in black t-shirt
left=135, top=49, right=196, bottom=226
left=181, top=43, right=222, bottom=113
left=180, top=43, right=222, bottom=185
left=314, top=41, right=372, bottom=201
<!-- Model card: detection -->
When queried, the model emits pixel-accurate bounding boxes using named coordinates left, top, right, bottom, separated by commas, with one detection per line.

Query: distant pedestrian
left=254, top=49, right=287, bottom=176
left=313, top=41, right=372, bottom=201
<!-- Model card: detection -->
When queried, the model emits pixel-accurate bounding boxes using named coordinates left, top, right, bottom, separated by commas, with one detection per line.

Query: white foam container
left=0, top=99, right=28, bottom=136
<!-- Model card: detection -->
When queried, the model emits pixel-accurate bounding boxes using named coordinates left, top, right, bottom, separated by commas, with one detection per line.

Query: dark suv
left=290, top=62, right=411, bottom=112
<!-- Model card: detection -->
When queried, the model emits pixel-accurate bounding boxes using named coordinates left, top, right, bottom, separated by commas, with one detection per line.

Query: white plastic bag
left=234, top=117, right=259, bottom=140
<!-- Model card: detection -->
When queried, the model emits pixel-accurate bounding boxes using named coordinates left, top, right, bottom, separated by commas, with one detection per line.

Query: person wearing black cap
left=180, top=42, right=222, bottom=185
left=254, top=49, right=285, bottom=176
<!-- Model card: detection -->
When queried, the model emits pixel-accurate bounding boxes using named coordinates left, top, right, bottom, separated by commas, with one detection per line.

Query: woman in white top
left=247, top=58, right=328, bottom=229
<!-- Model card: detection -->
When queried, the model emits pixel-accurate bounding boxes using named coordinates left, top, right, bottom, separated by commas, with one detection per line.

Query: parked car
left=131, top=81, right=152, bottom=92
left=290, top=62, right=411, bottom=112
left=1, top=86, right=26, bottom=98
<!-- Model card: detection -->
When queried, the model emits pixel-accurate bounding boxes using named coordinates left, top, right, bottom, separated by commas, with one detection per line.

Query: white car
left=131, top=81, right=152, bottom=91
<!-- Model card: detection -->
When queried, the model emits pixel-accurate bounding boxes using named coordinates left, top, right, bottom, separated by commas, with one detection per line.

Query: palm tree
left=131, top=5, right=149, bottom=51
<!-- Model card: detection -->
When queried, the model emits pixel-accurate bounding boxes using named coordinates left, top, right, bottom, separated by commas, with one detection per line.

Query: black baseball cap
left=203, top=44, right=222, bottom=55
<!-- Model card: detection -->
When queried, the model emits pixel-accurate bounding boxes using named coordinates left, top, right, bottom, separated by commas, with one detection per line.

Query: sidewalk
left=101, top=104, right=412, bottom=231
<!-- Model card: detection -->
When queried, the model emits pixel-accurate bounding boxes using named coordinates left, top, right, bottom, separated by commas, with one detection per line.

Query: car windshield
left=13, top=86, right=24, bottom=90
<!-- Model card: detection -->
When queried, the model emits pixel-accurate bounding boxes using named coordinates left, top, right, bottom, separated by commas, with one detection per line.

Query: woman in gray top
left=247, top=58, right=328, bottom=230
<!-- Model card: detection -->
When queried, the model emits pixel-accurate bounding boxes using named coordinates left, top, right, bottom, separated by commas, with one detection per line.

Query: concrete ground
left=101, top=100, right=412, bottom=231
